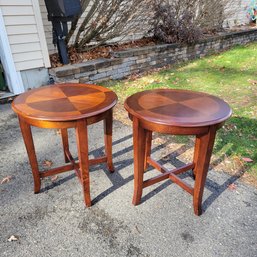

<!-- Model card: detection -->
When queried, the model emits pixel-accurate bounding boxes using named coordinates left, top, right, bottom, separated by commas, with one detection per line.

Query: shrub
left=151, top=1, right=203, bottom=44
left=151, top=0, right=234, bottom=44
left=66, top=0, right=154, bottom=51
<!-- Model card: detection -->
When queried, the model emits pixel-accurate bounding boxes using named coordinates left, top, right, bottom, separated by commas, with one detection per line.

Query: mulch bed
left=50, top=37, right=158, bottom=68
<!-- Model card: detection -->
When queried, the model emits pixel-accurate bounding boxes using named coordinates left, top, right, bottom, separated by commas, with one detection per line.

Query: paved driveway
left=0, top=103, right=256, bottom=257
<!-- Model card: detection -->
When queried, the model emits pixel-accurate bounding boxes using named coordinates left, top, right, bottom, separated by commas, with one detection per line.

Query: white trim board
left=0, top=9, right=24, bottom=94
left=32, top=0, right=51, bottom=68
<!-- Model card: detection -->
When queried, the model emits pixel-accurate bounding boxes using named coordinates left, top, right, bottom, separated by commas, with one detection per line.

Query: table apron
left=18, top=110, right=112, bottom=129
left=138, top=119, right=210, bottom=135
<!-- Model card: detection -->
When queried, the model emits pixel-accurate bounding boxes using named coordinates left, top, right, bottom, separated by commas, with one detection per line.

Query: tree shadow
left=30, top=117, right=252, bottom=214
left=92, top=134, right=241, bottom=214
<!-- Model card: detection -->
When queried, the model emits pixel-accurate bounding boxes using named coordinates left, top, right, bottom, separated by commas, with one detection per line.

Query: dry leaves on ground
left=152, top=137, right=167, bottom=145
left=1, top=176, right=13, bottom=184
left=43, top=160, right=53, bottom=168
left=7, top=235, right=19, bottom=242
left=55, top=129, right=61, bottom=135
left=242, top=157, right=253, bottom=163
left=228, top=183, right=237, bottom=191
left=248, top=79, right=257, bottom=85
left=51, top=175, right=58, bottom=182
left=50, top=37, right=157, bottom=68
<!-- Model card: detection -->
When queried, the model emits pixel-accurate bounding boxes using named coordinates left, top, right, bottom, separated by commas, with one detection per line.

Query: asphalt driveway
left=0, top=103, right=256, bottom=257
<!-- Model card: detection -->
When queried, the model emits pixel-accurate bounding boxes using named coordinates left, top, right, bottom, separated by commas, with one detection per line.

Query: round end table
left=12, top=83, right=118, bottom=207
left=124, top=89, right=232, bottom=215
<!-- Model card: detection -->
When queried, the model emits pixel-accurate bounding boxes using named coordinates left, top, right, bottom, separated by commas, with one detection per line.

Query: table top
left=124, top=89, right=232, bottom=127
left=12, top=83, right=118, bottom=121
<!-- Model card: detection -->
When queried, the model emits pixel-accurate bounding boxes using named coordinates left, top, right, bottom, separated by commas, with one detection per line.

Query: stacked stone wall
left=50, top=29, right=257, bottom=83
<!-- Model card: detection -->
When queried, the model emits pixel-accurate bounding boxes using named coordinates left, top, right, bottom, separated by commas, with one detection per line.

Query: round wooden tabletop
left=12, top=83, right=118, bottom=121
left=124, top=89, right=232, bottom=127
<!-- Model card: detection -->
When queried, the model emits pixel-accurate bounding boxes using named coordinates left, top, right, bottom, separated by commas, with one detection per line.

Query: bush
left=152, top=1, right=203, bottom=44
left=66, top=0, right=154, bottom=51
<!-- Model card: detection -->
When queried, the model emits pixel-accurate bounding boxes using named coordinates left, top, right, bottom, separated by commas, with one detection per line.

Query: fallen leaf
left=247, top=79, right=257, bottom=85
left=43, top=160, right=53, bottom=168
left=242, top=157, right=253, bottom=163
left=153, top=137, right=166, bottom=145
left=161, top=154, right=170, bottom=161
left=1, top=176, right=13, bottom=184
left=51, top=175, right=58, bottom=182
left=135, top=225, right=141, bottom=233
left=228, top=183, right=237, bottom=191
left=8, top=235, right=19, bottom=242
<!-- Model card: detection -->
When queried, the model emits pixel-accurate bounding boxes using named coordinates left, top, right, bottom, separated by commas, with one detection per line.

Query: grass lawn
left=102, top=42, right=257, bottom=184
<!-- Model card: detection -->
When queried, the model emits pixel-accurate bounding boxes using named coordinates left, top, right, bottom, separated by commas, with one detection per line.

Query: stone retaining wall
left=50, top=29, right=257, bottom=84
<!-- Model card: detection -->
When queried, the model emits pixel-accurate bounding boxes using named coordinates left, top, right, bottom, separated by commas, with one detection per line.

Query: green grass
left=103, top=43, right=257, bottom=178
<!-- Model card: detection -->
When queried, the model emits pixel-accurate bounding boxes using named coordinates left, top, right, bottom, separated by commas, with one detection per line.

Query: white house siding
left=0, top=0, right=50, bottom=71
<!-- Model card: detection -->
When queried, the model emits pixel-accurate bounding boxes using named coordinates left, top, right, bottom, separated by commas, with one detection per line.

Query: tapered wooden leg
left=104, top=110, right=115, bottom=172
left=18, top=117, right=41, bottom=193
left=61, top=129, right=69, bottom=163
left=132, top=118, right=147, bottom=205
left=144, top=130, right=152, bottom=171
left=192, top=136, right=201, bottom=179
left=76, top=119, right=91, bottom=207
left=193, top=126, right=217, bottom=216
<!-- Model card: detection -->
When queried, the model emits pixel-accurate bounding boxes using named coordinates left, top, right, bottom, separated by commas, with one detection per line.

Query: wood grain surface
left=124, top=89, right=232, bottom=127
left=12, top=83, right=118, bottom=121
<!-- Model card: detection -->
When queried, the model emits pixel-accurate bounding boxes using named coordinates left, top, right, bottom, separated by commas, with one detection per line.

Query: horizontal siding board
left=0, top=0, right=32, bottom=5
left=1, top=0, right=50, bottom=70
left=15, top=59, right=44, bottom=71
left=45, top=30, right=52, bottom=36
left=6, top=24, right=37, bottom=35
left=38, top=0, right=46, bottom=5
left=39, top=1, right=47, bottom=12
left=9, top=34, right=39, bottom=44
left=46, top=38, right=55, bottom=46
left=10, top=42, right=42, bottom=54
left=1, top=6, right=34, bottom=15
left=3, top=15, right=36, bottom=25
left=13, top=51, right=43, bottom=63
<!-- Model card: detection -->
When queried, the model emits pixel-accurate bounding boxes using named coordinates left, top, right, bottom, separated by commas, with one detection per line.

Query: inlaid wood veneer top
left=12, top=83, right=118, bottom=121
left=124, top=89, right=232, bottom=127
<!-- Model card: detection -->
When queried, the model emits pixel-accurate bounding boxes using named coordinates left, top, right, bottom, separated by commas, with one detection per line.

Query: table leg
left=192, top=136, right=201, bottom=179
left=76, top=119, right=91, bottom=207
left=132, top=118, right=147, bottom=205
left=193, top=126, right=216, bottom=216
left=104, top=110, right=115, bottom=172
left=61, top=129, right=69, bottom=163
left=144, top=130, right=152, bottom=171
left=18, top=117, right=41, bottom=193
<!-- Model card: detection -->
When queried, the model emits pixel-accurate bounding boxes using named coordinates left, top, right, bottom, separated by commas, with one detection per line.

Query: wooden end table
left=124, top=89, right=232, bottom=215
left=12, top=83, right=118, bottom=207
